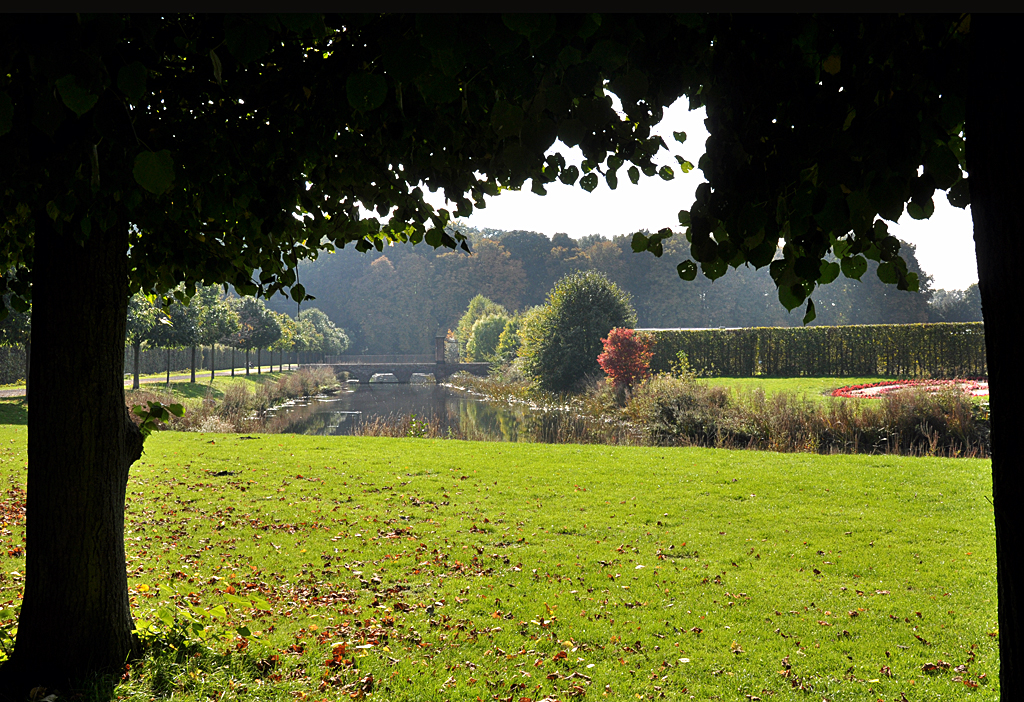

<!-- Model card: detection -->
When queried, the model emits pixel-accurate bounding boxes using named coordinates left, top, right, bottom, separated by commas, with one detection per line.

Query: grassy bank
left=452, top=373, right=990, bottom=457
left=125, top=366, right=341, bottom=434
left=0, top=428, right=997, bottom=700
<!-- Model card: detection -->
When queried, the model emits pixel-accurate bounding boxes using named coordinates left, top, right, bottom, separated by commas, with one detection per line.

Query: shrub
left=466, top=313, right=510, bottom=362
left=597, top=328, right=654, bottom=390
left=519, top=270, right=636, bottom=393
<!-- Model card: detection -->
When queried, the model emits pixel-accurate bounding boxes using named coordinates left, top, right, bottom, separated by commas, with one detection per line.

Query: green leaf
left=802, top=298, right=816, bottom=325
left=55, top=75, right=98, bottom=117
left=840, top=255, right=867, bottom=280
left=167, top=404, right=185, bottom=418
left=236, top=625, right=252, bottom=637
left=817, top=261, right=840, bottom=285
left=672, top=131, right=687, bottom=145
left=677, top=260, right=698, bottom=281
left=346, top=73, right=387, bottom=112
left=675, top=157, right=694, bottom=173
left=205, top=605, right=227, bottom=619
left=209, top=49, right=223, bottom=86
left=876, top=260, right=898, bottom=285
left=831, top=235, right=852, bottom=259
left=842, top=109, right=856, bottom=131
left=490, top=100, right=524, bottom=138
left=605, top=170, right=618, bottom=190
left=117, top=62, right=147, bottom=105
left=701, top=257, right=727, bottom=280
left=290, top=283, right=306, bottom=303
left=579, top=173, right=598, bottom=192
left=627, top=166, right=640, bottom=185
left=558, top=165, right=579, bottom=186
left=657, top=165, right=674, bottom=181
left=846, top=191, right=874, bottom=236
left=778, top=284, right=804, bottom=311
left=0, top=92, right=13, bottom=137
left=947, top=178, right=970, bottom=208
left=133, top=150, right=175, bottom=195
left=878, top=234, right=900, bottom=261
left=156, top=606, right=176, bottom=628
left=925, top=144, right=963, bottom=190
left=677, top=210, right=691, bottom=227
left=630, top=231, right=649, bottom=253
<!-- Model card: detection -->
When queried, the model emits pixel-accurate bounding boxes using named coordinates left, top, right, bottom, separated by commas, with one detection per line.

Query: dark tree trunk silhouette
left=0, top=217, right=144, bottom=694
left=970, top=15, right=1022, bottom=697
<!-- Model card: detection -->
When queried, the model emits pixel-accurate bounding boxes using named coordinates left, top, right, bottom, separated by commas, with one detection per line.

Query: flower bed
left=831, top=378, right=989, bottom=398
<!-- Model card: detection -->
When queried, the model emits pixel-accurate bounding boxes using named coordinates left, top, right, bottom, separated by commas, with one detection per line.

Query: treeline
left=266, top=226, right=971, bottom=356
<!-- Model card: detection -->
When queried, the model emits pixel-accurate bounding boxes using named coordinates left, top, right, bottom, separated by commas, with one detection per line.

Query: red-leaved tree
left=597, top=328, right=654, bottom=390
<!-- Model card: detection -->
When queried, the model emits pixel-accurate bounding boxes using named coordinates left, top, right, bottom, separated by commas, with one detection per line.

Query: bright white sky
left=431, top=97, right=978, bottom=291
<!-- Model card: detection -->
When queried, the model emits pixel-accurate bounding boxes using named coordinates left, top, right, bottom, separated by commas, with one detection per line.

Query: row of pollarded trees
left=124, top=285, right=349, bottom=389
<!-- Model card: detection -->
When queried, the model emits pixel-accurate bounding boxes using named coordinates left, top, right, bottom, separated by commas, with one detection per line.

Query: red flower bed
left=831, top=378, right=989, bottom=398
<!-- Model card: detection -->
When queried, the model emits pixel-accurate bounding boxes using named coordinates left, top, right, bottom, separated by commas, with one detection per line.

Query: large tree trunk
left=0, top=217, right=144, bottom=694
left=245, top=348, right=250, bottom=376
left=190, top=345, right=196, bottom=383
left=258, top=347, right=262, bottom=374
left=211, top=344, right=216, bottom=382
left=970, top=15, right=1021, bottom=699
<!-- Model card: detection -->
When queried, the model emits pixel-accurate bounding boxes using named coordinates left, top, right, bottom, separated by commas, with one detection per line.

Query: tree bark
left=165, top=347, right=170, bottom=385
left=24, top=342, right=29, bottom=401
left=190, top=345, right=196, bottom=384
left=970, top=15, right=1021, bottom=699
left=245, top=347, right=250, bottom=375
left=0, top=217, right=144, bottom=694
left=211, top=344, right=216, bottom=382
left=257, top=347, right=261, bottom=374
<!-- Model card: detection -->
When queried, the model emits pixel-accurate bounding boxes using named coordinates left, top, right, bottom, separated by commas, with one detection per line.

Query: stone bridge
left=301, top=361, right=490, bottom=384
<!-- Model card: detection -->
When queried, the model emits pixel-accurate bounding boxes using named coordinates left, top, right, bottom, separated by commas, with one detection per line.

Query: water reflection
left=263, top=384, right=638, bottom=444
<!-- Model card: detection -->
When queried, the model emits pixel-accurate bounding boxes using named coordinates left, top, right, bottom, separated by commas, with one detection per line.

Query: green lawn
left=699, top=376, right=888, bottom=401
left=0, top=425, right=998, bottom=700
left=126, top=370, right=306, bottom=402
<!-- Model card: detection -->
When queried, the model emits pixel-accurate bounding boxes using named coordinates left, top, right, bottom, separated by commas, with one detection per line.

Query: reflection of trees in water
left=264, top=400, right=355, bottom=435
left=459, top=399, right=640, bottom=445
left=263, top=390, right=642, bottom=445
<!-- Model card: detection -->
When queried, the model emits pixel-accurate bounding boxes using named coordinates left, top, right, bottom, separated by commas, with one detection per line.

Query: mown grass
left=700, top=377, right=887, bottom=402
left=0, top=426, right=998, bottom=700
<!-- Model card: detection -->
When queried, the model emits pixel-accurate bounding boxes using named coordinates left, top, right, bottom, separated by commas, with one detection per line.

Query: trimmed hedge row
left=646, top=322, right=986, bottom=378
left=0, top=345, right=27, bottom=385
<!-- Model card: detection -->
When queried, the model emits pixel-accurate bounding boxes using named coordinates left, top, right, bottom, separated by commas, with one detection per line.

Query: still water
left=262, top=382, right=635, bottom=444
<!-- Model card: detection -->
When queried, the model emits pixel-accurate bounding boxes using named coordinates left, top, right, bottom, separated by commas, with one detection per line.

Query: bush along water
left=624, top=373, right=988, bottom=457
left=456, top=363, right=988, bottom=457
left=125, top=366, right=341, bottom=434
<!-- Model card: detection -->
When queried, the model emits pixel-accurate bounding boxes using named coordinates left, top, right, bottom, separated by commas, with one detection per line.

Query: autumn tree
left=597, top=327, right=654, bottom=390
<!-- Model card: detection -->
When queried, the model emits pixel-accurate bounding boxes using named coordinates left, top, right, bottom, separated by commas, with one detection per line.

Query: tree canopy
left=3, top=12, right=1022, bottom=700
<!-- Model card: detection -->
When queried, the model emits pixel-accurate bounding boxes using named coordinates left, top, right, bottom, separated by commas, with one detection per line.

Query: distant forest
left=264, top=226, right=981, bottom=356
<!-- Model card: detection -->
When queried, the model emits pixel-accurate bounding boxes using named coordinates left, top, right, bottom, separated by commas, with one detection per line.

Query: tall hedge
left=647, top=323, right=986, bottom=378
